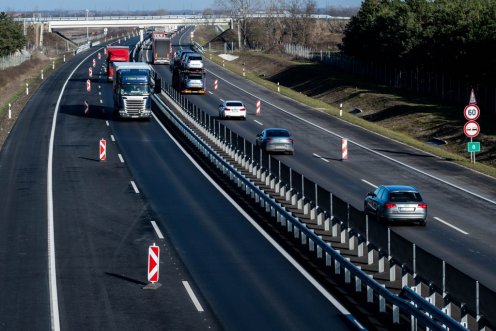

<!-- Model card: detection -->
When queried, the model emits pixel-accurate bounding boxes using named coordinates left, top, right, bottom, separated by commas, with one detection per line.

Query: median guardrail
left=150, top=77, right=470, bottom=331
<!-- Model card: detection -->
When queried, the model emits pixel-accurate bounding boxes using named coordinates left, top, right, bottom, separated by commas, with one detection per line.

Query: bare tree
left=215, top=0, right=261, bottom=50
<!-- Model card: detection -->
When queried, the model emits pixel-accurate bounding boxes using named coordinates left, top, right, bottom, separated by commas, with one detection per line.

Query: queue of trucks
left=103, top=29, right=205, bottom=119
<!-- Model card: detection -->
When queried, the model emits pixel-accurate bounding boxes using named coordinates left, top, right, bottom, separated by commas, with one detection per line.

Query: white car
left=218, top=100, right=247, bottom=120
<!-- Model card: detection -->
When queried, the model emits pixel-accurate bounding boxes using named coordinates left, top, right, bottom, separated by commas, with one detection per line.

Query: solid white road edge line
left=118, top=154, right=124, bottom=163
left=206, top=70, right=496, bottom=206
left=48, top=48, right=103, bottom=331
left=150, top=221, right=165, bottom=239
left=152, top=111, right=353, bottom=318
left=361, top=179, right=377, bottom=188
left=182, top=281, right=204, bottom=312
left=130, top=181, right=140, bottom=194
left=433, top=217, right=469, bottom=235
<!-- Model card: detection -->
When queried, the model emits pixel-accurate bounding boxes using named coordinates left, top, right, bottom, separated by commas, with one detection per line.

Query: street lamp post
left=86, top=9, right=89, bottom=43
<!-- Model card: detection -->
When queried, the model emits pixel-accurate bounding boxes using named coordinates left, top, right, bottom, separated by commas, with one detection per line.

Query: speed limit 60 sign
left=464, top=104, right=480, bottom=121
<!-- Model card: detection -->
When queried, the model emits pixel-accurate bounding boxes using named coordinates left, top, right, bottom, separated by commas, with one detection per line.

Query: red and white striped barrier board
left=99, top=139, right=106, bottom=161
left=214, top=79, right=218, bottom=90
left=86, top=79, right=91, bottom=92
left=84, top=100, right=89, bottom=114
left=148, top=244, right=160, bottom=283
left=342, top=138, right=348, bottom=160
left=256, top=100, right=261, bottom=116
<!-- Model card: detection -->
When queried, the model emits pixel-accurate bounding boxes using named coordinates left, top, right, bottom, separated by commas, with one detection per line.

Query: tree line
left=215, top=0, right=495, bottom=82
left=340, top=0, right=496, bottom=81
left=0, top=12, right=26, bottom=57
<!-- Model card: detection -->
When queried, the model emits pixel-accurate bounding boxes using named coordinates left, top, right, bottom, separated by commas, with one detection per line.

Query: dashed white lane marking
left=433, top=217, right=469, bottom=235
left=361, top=179, right=377, bottom=188
left=99, top=91, right=101, bottom=95
left=106, top=121, right=109, bottom=126
left=130, top=181, right=140, bottom=194
left=150, top=221, right=164, bottom=239
left=182, top=281, right=204, bottom=312
left=312, top=153, right=329, bottom=163
left=208, top=91, right=213, bottom=95
left=254, top=120, right=263, bottom=126
left=100, top=99, right=103, bottom=104
left=118, top=154, right=124, bottom=163
left=110, top=135, right=115, bottom=142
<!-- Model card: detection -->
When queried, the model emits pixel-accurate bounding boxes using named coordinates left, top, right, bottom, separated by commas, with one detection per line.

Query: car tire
left=419, top=220, right=427, bottom=226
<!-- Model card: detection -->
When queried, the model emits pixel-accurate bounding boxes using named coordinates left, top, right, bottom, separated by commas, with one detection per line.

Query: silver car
left=218, top=100, right=247, bottom=120
left=256, top=128, right=294, bottom=155
left=364, top=185, right=427, bottom=225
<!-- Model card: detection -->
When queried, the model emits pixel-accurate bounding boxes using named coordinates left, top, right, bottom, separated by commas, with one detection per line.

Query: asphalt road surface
left=0, top=38, right=355, bottom=330
left=148, top=27, right=496, bottom=293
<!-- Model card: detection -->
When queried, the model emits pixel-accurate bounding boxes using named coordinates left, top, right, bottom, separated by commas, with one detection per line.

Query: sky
left=1, top=0, right=362, bottom=12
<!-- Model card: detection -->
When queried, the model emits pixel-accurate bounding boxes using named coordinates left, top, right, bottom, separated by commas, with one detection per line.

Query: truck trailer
left=172, top=67, right=206, bottom=94
left=106, top=46, right=130, bottom=81
left=151, top=32, right=172, bottom=64
left=112, top=62, right=152, bottom=119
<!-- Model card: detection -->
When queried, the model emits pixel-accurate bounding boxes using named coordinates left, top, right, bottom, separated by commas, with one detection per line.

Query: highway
left=0, top=38, right=356, bottom=330
left=147, top=27, right=496, bottom=292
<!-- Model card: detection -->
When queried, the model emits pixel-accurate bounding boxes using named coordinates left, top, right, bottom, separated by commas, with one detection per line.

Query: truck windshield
left=121, top=84, right=149, bottom=95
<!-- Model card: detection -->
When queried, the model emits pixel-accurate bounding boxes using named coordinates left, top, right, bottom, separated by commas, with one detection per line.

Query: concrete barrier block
left=303, top=202, right=310, bottom=214
left=291, top=194, right=298, bottom=206
left=390, top=264, right=401, bottom=282
left=324, top=218, right=331, bottom=232
left=297, top=198, right=304, bottom=209
left=310, top=207, right=316, bottom=220
left=317, top=212, right=323, bottom=225
left=260, top=171, right=266, bottom=182
left=332, top=223, right=339, bottom=237
left=349, top=235, right=358, bottom=251
left=340, top=228, right=347, bottom=244
left=358, top=241, right=366, bottom=257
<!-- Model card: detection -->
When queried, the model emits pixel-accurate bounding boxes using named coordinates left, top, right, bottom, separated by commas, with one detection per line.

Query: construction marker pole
left=52, top=61, right=55, bottom=70
left=214, top=79, right=218, bottom=90
left=277, top=82, right=280, bottom=93
left=63, top=55, right=66, bottom=62
left=342, top=138, right=348, bottom=161
left=99, top=139, right=107, bottom=161
left=41, top=69, right=44, bottom=80
left=340, top=103, right=343, bottom=117
left=8, top=103, right=11, bottom=119
left=144, top=243, right=161, bottom=290
left=256, top=100, right=261, bottom=116
left=26, top=83, right=29, bottom=95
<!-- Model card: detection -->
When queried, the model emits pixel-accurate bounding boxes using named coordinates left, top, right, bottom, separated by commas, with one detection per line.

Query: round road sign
left=464, top=120, right=480, bottom=138
left=464, top=104, right=480, bottom=121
